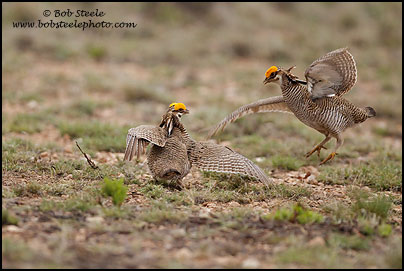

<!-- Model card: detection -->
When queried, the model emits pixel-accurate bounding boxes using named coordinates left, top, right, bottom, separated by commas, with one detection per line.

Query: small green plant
left=271, top=206, right=294, bottom=221
left=358, top=216, right=378, bottom=236
left=101, top=177, right=128, bottom=206
left=262, top=204, right=324, bottom=224
left=2, top=209, right=19, bottom=226
left=295, top=205, right=324, bottom=224
left=378, top=223, right=393, bottom=237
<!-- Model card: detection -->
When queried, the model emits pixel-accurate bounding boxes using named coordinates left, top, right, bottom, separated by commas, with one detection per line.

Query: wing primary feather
left=139, top=139, right=144, bottom=157
left=207, top=96, right=291, bottom=139
left=130, top=138, right=137, bottom=161
left=124, top=135, right=134, bottom=161
left=189, top=141, right=271, bottom=186
left=124, top=125, right=169, bottom=161
left=142, top=140, right=147, bottom=155
left=137, top=138, right=141, bottom=160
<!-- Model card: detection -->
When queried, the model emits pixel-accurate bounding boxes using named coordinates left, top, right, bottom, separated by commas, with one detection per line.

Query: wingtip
left=123, top=136, right=134, bottom=161
left=365, top=106, right=376, bottom=117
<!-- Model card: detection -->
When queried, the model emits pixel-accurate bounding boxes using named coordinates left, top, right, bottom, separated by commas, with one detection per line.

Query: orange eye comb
left=169, top=102, right=187, bottom=111
left=265, top=66, right=278, bottom=78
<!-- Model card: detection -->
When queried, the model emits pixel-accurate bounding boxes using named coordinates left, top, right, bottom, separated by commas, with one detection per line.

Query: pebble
left=303, top=166, right=320, bottom=177
left=307, top=175, right=317, bottom=184
left=86, top=216, right=104, bottom=224
left=175, top=248, right=192, bottom=259
left=4, top=225, right=22, bottom=232
left=307, top=236, right=326, bottom=247
left=171, top=228, right=186, bottom=238
left=199, top=207, right=211, bottom=218
left=62, top=134, right=71, bottom=141
left=63, top=146, right=72, bottom=153
left=27, top=100, right=38, bottom=109
left=242, top=257, right=260, bottom=269
left=40, top=152, right=49, bottom=158
left=98, top=157, right=108, bottom=163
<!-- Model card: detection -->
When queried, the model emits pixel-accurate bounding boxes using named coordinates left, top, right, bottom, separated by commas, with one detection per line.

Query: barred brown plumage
left=124, top=103, right=271, bottom=187
left=208, top=48, right=376, bottom=164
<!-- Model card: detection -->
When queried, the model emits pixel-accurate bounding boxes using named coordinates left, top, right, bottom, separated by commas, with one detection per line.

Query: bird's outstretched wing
left=189, top=141, right=271, bottom=186
left=304, top=47, right=357, bottom=99
left=207, top=96, right=291, bottom=139
left=124, top=125, right=167, bottom=161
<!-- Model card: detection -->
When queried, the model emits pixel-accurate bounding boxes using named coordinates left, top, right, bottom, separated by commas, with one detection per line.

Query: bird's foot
left=319, top=152, right=338, bottom=165
left=305, top=145, right=327, bottom=158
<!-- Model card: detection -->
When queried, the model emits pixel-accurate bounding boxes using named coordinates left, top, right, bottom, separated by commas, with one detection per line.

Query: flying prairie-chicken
left=124, top=103, right=270, bottom=187
left=208, top=48, right=376, bottom=165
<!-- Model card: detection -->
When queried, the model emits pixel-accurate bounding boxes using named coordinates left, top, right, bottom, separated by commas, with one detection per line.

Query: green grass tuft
left=57, top=120, right=129, bottom=152
left=2, top=209, right=19, bottom=226
left=271, top=155, right=304, bottom=170
left=276, top=243, right=340, bottom=268
left=319, top=160, right=402, bottom=192
left=350, top=189, right=392, bottom=220
left=101, top=177, right=128, bottom=206
left=4, top=112, right=54, bottom=134
left=328, top=233, right=370, bottom=251
left=40, top=197, right=96, bottom=213
left=138, top=201, right=187, bottom=224
left=262, top=204, right=324, bottom=224
left=377, top=223, right=393, bottom=237
left=13, top=181, right=42, bottom=197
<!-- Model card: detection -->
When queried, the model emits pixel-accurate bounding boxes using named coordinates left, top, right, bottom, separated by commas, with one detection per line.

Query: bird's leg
left=320, top=135, right=343, bottom=165
left=305, top=135, right=331, bottom=158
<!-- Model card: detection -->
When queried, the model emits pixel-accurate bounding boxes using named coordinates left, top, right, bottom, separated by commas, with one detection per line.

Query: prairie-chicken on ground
left=208, top=48, right=376, bottom=165
left=124, top=103, right=270, bottom=188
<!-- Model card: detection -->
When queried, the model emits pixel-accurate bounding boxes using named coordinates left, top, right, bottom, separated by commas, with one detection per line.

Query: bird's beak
left=184, top=109, right=190, bottom=114
left=263, top=76, right=279, bottom=85
left=263, top=77, right=271, bottom=85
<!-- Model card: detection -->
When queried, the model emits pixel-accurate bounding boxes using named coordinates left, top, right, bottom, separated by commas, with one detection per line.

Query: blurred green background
left=2, top=1, right=402, bottom=166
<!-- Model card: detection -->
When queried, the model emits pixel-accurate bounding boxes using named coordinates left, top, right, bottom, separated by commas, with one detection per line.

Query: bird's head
left=161, top=102, right=189, bottom=135
left=263, top=66, right=298, bottom=85
left=168, top=102, right=189, bottom=118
